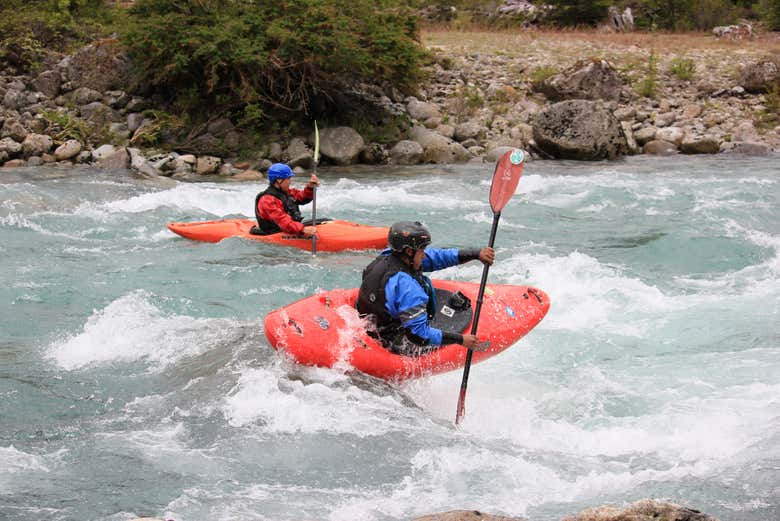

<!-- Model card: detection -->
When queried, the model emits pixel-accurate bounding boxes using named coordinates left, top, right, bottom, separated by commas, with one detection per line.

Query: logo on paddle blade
left=510, top=149, right=525, bottom=165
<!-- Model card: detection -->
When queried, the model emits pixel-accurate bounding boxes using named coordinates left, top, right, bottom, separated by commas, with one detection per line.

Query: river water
left=1, top=155, right=778, bottom=521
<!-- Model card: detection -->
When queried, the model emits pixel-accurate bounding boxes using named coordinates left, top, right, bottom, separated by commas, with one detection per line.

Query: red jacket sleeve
left=257, top=195, right=305, bottom=234
left=288, top=186, right=314, bottom=203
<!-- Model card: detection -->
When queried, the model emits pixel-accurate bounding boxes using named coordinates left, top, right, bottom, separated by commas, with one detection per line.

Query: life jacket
left=254, top=184, right=304, bottom=234
left=356, top=252, right=437, bottom=346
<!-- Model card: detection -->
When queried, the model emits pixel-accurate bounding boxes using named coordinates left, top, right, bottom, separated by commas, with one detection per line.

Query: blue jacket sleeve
left=421, top=247, right=460, bottom=272
left=384, top=272, right=443, bottom=345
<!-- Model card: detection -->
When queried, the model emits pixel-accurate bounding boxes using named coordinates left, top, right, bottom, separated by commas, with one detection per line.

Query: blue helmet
left=268, top=163, right=294, bottom=183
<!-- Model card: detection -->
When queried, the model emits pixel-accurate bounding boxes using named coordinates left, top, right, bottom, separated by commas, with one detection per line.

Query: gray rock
left=2, top=89, right=27, bottom=110
left=54, top=139, right=82, bottom=161
left=539, top=59, right=623, bottom=102
left=654, top=111, right=676, bottom=127
left=71, top=87, right=103, bottom=105
left=27, top=156, right=44, bottom=166
left=406, top=98, right=441, bottom=121
left=390, top=140, right=423, bottom=165
left=128, top=147, right=162, bottom=177
left=680, top=135, right=720, bottom=154
left=454, top=121, right=484, bottom=141
left=92, top=144, right=117, bottom=160
left=0, top=137, right=23, bottom=157
left=436, top=124, right=455, bottom=139
left=285, top=137, right=313, bottom=168
left=32, top=70, right=61, bottom=98
left=207, top=117, right=234, bottom=136
left=195, top=155, right=221, bottom=175
left=318, top=126, right=365, bottom=165
left=268, top=142, right=283, bottom=161
left=125, top=97, right=149, bottom=112
left=21, top=134, right=53, bottom=157
left=532, top=100, right=628, bottom=160
left=96, top=146, right=128, bottom=169
left=359, top=143, right=387, bottom=165
left=105, top=90, right=129, bottom=109
left=127, top=113, right=145, bottom=133
left=79, top=102, right=121, bottom=125
left=738, top=60, right=780, bottom=93
left=727, top=141, right=770, bottom=155
left=643, top=140, right=678, bottom=155
left=485, top=146, right=516, bottom=162
left=634, top=126, right=657, bottom=145
left=63, top=41, right=130, bottom=92
left=656, top=127, right=685, bottom=145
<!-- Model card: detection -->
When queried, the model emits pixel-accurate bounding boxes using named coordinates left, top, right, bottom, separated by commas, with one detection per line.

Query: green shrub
left=41, top=109, right=92, bottom=144
left=636, top=50, right=658, bottom=99
left=121, top=0, right=428, bottom=124
left=669, top=57, right=696, bottom=81
left=530, top=66, right=558, bottom=90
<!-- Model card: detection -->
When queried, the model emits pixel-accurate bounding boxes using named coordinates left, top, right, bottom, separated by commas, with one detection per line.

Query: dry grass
left=422, top=27, right=780, bottom=57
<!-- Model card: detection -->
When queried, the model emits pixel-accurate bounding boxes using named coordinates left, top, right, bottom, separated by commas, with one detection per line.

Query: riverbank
left=1, top=29, right=779, bottom=178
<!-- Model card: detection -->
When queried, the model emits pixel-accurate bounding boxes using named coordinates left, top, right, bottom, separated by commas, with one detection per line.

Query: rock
left=485, top=146, right=516, bottom=162
left=738, top=60, right=779, bottom=93
left=27, top=156, right=44, bottom=166
left=682, top=104, right=703, bottom=119
left=532, top=100, right=628, bottom=160
left=409, top=126, right=470, bottom=163
left=621, top=121, right=639, bottom=154
left=105, top=90, right=129, bottom=109
left=126, top=113, right=145, bottom=133
left=75, top=150, right=92, bottom=163
left=95, top=147, right=129, bottom=169
left=2, top=89, right=27, bottom=111
left=318, top=126, right=365, bottom=165
left=54, top=139, right=82, bottom=160
left=539, top=59, right=622, bottom=102
left=390, top=140, right=423, bottom=165
left=614, top=107, right=636, bottom=121
left=0, top=151, right=7, bottom=164
left=195, top=155, right=221, bottom=174
left=656, top=127, right=685, bottom=145
left=285, top=137, right=313, bottom=168
left=128, top=147, right=161, bottom=178
left=634, top=126, right=657, bottom=145
left=186, top=133, right=224, bottom=156
left=79, top=102, right=121, bottom=126
left=0, top=137, right=23, bottom=157
left=92, top=144, right=118, bottom=160
left=406, top=98, right=441, bottom=121
left=732, top=120, right=758, bottom=142
left=21, top=134, right=53, bottom=157
left=32, top=70, right=61, bottom=98
left=359, top=143, right=387, bottom=165
left=727, top=141, right=770, bottom=155
left=2, top=119, right=28, bottom=142
left=454, top=121, right=484, bottom=141
left=562, top=499, right=720, bottom=521
left=680, top=135, right=720, bottom=154
left=436, top=124, right=455, bottom=139
left=643, top=139, right=678, bottom=155
left=230, top=169, right=263, bottom=181
left=412, top=510, right=521, bottom=521
left=63, top=40, right=130, bottom=92
left=268, top=142, right=283, bottom=161
left=71, top=87, right=103, bottom=105
left=654, top=111, right=676, bottom=127
left=207, top=117, right=234, bottom=136
left=2, top=159, right=25, bottom=167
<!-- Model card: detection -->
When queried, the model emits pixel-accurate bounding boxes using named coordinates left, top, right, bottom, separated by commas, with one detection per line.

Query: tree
left=546, top=0, right=612, bottom=26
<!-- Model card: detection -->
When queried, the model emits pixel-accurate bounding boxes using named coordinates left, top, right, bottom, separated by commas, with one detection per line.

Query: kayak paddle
left=311, top=120, right=320, bottom=255
left=455, top=148, right=525, bottom=426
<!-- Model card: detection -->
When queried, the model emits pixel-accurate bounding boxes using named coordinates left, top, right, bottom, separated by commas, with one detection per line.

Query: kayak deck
left=167, top=218, right=389, bottom=252
left=264, top=279, right=550, bottom=380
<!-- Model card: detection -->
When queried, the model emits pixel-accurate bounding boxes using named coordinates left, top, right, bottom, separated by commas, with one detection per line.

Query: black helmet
left=388, top=221, right=431, bottom=253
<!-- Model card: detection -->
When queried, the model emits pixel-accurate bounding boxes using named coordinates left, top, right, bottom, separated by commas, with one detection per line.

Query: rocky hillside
left=1, top=30, right=778, bottom=179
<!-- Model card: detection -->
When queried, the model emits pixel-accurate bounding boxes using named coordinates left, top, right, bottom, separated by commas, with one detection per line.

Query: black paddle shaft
left=456, top=210, right=501, bottom=424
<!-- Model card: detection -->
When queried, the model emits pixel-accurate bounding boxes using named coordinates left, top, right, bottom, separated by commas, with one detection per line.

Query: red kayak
left=167, top=218, right=389, bottom=252
left=264, top=279, right=550, bottom=380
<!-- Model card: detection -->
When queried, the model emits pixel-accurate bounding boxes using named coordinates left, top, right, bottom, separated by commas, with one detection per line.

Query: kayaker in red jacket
left=254, top=163, right=319, bottom=237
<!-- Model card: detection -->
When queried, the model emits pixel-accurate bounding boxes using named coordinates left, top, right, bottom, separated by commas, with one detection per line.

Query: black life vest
left=356, top=253, right=436, bottom=346
left=254, top=184, right=306, bottom=234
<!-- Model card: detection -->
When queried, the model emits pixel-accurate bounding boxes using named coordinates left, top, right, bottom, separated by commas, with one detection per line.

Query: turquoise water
left=1, top=156, right=778, bottom=521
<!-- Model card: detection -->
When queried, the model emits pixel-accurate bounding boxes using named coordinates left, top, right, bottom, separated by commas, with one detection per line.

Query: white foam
left=47, top=291, right=237, bottom=370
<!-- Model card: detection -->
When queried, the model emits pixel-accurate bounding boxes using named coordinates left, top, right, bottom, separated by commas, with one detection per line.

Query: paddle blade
left=489, top=149, right=525, bottom=214
left=313, top=120, right=320, bottom=165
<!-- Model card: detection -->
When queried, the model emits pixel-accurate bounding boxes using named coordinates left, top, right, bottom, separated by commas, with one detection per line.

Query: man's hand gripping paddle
left=455, top=148, right=525, bottom=426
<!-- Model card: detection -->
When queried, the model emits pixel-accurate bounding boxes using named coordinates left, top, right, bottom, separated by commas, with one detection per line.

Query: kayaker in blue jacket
left=356, top=221, right=494, bottom=355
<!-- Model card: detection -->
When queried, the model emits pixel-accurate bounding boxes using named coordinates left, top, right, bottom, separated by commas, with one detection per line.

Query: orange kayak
left=264, top=279, right=550, bottom=380
left=167, top=218, right=389, bottom=252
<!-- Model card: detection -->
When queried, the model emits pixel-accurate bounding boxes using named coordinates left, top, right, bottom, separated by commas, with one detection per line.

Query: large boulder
left=409, top=127, right=470, bottom=164
left=318, top=126, right=365, bottom=165
left=532, top=100, right=628, bottom=160
left=390, top=140, right=423, bottom=165
left=538, top=59, right=623, bottom=102
left=32, top=70, right=62, bottom=98
left=62, top=40, right=131, bottom=92
left=406, top=98, right=441, bottom=121
left=738, top=60, right=779, bottom=93
left=21, top=134, right=53, bottom=157
left=54, top=140, right=82, bottom=161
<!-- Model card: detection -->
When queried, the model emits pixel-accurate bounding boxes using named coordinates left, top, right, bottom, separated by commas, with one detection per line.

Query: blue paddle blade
left=489, top=149, right=525, bottom=213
